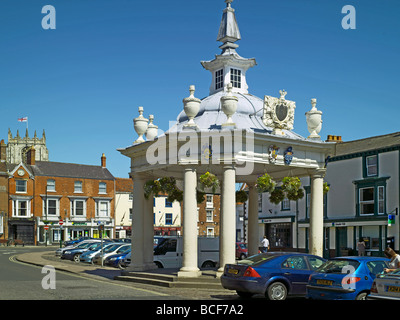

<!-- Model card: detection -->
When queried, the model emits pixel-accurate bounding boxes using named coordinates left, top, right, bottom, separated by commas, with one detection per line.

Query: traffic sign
left=59, top=219, right=64, bottom=226
left=44, top=225, right=49, bottom=230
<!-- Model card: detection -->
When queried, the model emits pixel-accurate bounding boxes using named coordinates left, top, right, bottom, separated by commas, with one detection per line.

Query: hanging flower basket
left=269, top=188, right=285, bottom=205
left=236, top=190, right=248, bottom=203
left=199, top=171, right=219, bottom=193
left=196, top=191, right=206, bottom=204
left=323, top=182, right=330, bottom=194
left=256, top=173, right=276, bottom=193
left=144, top=177, right=183, bottom=202
left=144, top=179, right=162, bottom=199
left=281, top=177, right=304, bottom=201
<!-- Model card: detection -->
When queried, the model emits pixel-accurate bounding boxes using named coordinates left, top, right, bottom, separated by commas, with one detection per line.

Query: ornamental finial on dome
left=217, top=0, right=241, bottom=54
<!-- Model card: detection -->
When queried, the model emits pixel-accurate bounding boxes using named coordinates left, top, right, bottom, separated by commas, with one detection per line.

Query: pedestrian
left=357, top=238, right=366, bottom=256
left=261, top=236, right=269, bottom=253
left=383, top=247, right=400, bottom=273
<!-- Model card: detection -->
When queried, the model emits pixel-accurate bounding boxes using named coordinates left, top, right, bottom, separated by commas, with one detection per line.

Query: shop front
left=260, top=217, right=295, bottom=252
left=8, top=219, right=35, bottom=245
left=37, top=218, right=114, bottom=244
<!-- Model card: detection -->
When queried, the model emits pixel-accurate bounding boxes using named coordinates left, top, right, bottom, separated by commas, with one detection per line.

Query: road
left=0, top=246, right=238, bottom=301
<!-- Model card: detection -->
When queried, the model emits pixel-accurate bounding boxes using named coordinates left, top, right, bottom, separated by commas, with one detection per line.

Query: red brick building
left=6, top=148, right=115, bottom=245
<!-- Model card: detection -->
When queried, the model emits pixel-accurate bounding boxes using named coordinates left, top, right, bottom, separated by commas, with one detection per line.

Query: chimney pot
left=101, top=153, right=106, bottom=168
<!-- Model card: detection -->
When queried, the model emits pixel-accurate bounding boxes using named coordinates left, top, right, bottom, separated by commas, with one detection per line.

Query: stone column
left=218, top=164, right=236, bottom=274
left=247, top=183, right=259, bottom=257
left=143, top=192, right=156, bottom=270
left=309, top=169, right=326, bottom=257
left=127, top=173, right=146, bottom=271
left=178, top=167, right=201, bottom=278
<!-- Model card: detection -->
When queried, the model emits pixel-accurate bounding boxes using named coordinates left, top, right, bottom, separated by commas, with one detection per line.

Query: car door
left=281, top=255, right=312, bottom=295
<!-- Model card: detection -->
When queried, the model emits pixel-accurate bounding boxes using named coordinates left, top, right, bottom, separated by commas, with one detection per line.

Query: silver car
left=369, top=269, right=400, bottom=300
left=79, top=243, right=115, bottom=264
left=92, top=243, right=131, bottom=265
left=55, top=240, right=101, bottom=257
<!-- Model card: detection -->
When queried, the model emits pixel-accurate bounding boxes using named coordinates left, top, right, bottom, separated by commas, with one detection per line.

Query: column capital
left=310, top=168, right=326, bottom=179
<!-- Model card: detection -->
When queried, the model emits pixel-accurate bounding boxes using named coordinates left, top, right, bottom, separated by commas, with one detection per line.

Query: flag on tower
left=18, top=117, right=28, bottom=122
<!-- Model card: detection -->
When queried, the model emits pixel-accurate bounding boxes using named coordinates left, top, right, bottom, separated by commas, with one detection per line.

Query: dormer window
left=230, top=68, right=241, bottom=88
left=215, top=69, right=223, bottom=90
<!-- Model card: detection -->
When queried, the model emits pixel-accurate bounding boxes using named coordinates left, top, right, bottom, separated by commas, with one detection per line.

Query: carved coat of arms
left=268, top=145, right=279, bottom=163
left=263, top=90, right=296, bottom=134
left=284, top=146, right=293, bottom=165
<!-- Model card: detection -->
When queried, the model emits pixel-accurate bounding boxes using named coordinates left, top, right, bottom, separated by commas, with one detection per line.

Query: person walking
left=261, top=236, right=270, bottom=253
left=357, top=238, right=366, bottom=256
left=383, top=247, right=400, bottom=273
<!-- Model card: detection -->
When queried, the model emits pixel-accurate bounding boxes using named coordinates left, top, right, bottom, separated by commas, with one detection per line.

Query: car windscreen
left=104, top=244, right=120, bottom=253
left=88, top=243, right=101, bottom=250
left=238, top=253, right=277, bottom=266
left=238, top=243, right=247, bottom=249
left=317, top=259, right=360, bottom=274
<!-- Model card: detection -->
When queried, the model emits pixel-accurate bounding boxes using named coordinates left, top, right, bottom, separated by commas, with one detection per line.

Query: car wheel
left=118, top=261, right=126, bottom=270
left=73, top=254, right=81, bottom=263
left=266, top=282, right=287, bottom=300
left=155, top=261, right=163, bottom=268
left=240, top=254, right=246, bottom=260
left=236, top=291, right=253, bottom=299
left=355, top=292, right=368, bottom=300
left=201, top=261, right=215, bottom=269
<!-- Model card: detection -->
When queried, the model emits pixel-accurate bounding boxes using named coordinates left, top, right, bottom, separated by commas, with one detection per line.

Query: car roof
left=330, top=256, right=389, bottom=261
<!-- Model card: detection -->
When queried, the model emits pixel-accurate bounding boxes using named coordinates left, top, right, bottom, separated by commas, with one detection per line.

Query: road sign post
left=59, top=219, right=64, bottom=248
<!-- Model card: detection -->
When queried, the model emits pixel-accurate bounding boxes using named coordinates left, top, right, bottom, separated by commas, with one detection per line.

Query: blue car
left=221, top=252, right=326, bottom=300
left=104, top=248, right=131, bottom=269
left=307, top=256, right=390, bottom=300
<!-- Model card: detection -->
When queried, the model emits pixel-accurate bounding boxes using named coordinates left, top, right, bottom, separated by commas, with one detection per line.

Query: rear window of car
left=317, top=259, right=360, bottom=274
left=238, top=253, right=277, bottom=266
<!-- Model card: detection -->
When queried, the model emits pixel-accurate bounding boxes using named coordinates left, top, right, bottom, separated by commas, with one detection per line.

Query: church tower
left=6, top=128, right=49, bottom=164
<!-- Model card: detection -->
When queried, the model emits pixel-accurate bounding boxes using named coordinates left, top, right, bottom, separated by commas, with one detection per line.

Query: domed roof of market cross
left=167, top=0, right=312, bottom=141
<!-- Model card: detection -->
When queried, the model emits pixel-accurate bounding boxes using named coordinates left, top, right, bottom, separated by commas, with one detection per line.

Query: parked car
left=236, top=242, right=248, bottom=260
left=63, top=237, right=94, bottom=247
left=79, top=243, right=115, bottom=264
left=56, top=239, right=101, bottom=257
left=307, top=256, right=390, bottom=300
left=92, top=243, right=131, bottom=265
left=368, top=268, right=400, bottom=300
left=221, top=252, right=326, bottom=300
left=61, top=242, right=103, bottom=262
left=112, top=238, right=131, bottom=243
left=104, top=247, right=132, bottom=269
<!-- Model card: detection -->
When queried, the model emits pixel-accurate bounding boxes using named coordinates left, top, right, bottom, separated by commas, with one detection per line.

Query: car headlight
left=64, top=251, right=71, bottom=254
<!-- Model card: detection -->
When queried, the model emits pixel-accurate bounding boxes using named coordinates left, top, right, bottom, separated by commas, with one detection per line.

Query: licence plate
left=386, top=286, right=400, bottom=293
left=228, top=268, right=239, bottom=275
left=317, top=279, right=333, bottom=286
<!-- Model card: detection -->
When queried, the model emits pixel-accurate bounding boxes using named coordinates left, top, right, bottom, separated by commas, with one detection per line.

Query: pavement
left=13, top=247, right=238, bottom=299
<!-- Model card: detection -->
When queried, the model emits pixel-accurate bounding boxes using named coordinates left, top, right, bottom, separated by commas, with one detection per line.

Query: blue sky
left=1, top=0, right=399, bottom=178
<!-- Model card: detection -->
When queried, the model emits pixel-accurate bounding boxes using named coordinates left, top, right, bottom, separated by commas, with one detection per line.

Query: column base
left=126, top=262, right=158, bottom=272
left=177, top=267, right=201, bottom=278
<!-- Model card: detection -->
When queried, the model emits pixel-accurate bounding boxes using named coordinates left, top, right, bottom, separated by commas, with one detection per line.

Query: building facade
left=6, top=147, right=115, bottom=245
left=115, top=177, right=134, bottom=239
left=242, top=133, right=399, bottom=258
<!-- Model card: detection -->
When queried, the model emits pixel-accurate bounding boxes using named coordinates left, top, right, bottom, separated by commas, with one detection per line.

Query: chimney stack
left=27, top=146, right=36, bottom=165
left=326, top=135, right=343, bottom=143
left=101, top=153, right=106, bottom=168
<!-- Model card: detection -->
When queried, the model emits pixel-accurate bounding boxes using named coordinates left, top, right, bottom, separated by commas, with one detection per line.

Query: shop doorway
left=336, top=227, right=348, bottom=256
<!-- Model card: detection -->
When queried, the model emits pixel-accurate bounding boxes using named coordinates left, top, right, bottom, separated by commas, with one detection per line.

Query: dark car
left=61, top=242, right=102, bottom=263
left=221, top=252, right=326, bottom=300
left=307, top=256, right=389, bottom=300
left=63, top=237, right=94, bottom=247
